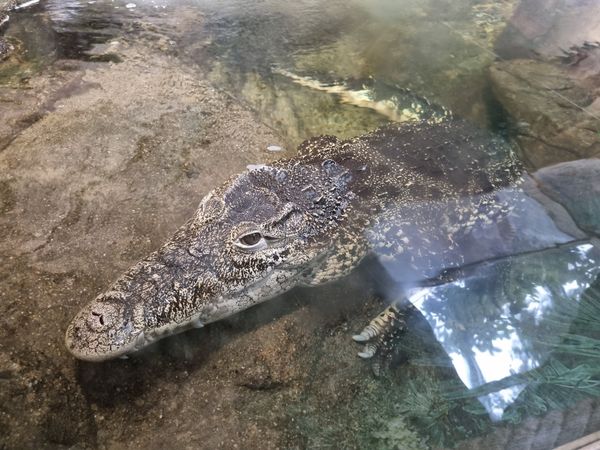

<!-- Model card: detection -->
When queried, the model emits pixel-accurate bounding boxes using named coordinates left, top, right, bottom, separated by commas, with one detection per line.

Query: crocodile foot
left=353, top=304, right=407, bottom=374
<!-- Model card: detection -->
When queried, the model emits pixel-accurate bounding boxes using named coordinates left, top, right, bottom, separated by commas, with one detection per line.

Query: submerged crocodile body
left=65, top=118, right=598, bottom=361
left=272, top=67, right=450, bottom=124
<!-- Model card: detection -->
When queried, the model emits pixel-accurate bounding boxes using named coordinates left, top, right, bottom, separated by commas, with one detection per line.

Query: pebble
left=267, top=145, right=283, bottom=152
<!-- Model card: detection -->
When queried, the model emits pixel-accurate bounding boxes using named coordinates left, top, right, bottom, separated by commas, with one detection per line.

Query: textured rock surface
left=495, top=0, right=600, bottom=59
left=489, top=56, right=600, bottom=169
left=0, top=37, right=12, bottom=60
left=533, top=159, right=600, bottom=236
left=489, top=0, right=600, bottom=169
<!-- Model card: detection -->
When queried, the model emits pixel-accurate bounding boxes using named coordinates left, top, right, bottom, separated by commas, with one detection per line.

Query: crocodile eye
left=240, top=232, right=261, bottom=246
left=235, top=231, right=267, bottom=251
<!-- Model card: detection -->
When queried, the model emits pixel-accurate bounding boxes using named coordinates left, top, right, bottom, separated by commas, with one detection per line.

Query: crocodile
left=0, top=2, right=12, bottom=61
left=272, top=66, right=450, bottom=124
left=65, top=117, right=599, bottom=362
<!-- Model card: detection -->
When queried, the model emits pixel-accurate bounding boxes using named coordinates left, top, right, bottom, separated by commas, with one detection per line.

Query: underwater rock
left=495, top=0, right=600, bottom=59
left=0, top=349, right=97, bottom=448
left=0, top=0, right=49, bottom=61
left=533, top=158, right=600, bottom=236
left=490, top=0, right=600, bottom=169
left=489, top=55, right=600, bottom=169
left=0, top=0, right=15, bottom=16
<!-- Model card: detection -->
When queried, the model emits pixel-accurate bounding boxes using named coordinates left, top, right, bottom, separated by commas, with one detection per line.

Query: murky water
left=2, top=0, right=600, bottom=448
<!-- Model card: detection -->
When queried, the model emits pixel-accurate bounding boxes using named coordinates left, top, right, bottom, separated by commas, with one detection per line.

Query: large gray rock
left=533, top=158, right=600, bottom=236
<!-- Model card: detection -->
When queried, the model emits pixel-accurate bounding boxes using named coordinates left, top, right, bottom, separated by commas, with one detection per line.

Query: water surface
left=2, top=0, right=600, bottom=448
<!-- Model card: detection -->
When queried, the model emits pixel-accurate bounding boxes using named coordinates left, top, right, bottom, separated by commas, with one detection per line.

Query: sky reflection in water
left=408, top=242, right=600, bottom=420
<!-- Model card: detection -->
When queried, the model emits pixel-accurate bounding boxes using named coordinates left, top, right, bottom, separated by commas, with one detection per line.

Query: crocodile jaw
left=65, top=158, right=356, bottom=361
left=64, top=266, right=300, bottom=361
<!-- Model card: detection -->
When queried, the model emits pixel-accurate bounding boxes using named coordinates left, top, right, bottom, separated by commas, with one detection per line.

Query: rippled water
left=2, top=0, right=600, bottom=448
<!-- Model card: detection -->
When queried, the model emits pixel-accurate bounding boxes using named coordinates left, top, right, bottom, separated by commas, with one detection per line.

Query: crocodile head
left=65, top=158, right=358, bottom=361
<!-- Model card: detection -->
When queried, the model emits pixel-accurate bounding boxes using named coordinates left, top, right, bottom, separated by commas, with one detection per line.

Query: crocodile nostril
left=91, top=311, right=105, bottom=326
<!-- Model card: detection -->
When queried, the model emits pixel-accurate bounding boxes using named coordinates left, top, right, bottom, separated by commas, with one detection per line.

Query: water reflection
left=408, top=243, right=600, bottom=419
left=369, top=157, right=600, bottom=422
left=370, top=181, right=576, bottom=285
left=2, top=0, right=132, bottom=69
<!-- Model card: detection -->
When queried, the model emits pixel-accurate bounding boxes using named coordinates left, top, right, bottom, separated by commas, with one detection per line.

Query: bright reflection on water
left=409, top=243, right=600, bottom=420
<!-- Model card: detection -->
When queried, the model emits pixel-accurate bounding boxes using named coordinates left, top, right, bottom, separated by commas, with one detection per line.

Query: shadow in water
left=74, top=265, right=378, bottom=408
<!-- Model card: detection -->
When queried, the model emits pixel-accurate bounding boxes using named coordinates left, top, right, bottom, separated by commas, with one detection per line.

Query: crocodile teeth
left=133, top=331, right=147, bottom=350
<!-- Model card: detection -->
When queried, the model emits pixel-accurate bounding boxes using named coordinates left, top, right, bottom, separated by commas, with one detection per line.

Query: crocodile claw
left=353, top=304, right=406, bottom=370
left=357, top=343, right=378, bottom=359
left=352, top=332, right=370, bottom=343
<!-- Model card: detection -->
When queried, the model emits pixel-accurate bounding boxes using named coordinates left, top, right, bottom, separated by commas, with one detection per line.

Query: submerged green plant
left=390, top=278, right=600, bottom=447
left=370, top=416, right=424, bottom=450
left=392, top=376, right=491, bottom=448
left=502, top=358, right=600, bottom=423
